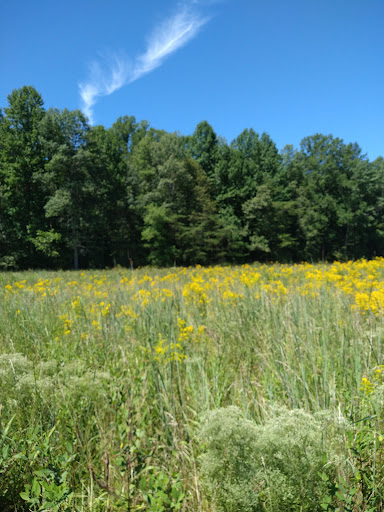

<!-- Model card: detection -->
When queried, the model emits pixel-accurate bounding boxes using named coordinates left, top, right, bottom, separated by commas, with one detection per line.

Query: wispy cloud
left=131, top=8, right=208, bottom=82
left=79, top=56, right=129, bottom=124
left=79, top=5, right=209, bottom=124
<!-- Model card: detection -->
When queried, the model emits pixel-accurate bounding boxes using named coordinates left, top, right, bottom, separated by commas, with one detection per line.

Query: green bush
left=199, top=406, right=346, bottom=512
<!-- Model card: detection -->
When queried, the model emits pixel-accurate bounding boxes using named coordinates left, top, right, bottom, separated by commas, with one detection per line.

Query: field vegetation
left=1, top=259, right=384, bottom=511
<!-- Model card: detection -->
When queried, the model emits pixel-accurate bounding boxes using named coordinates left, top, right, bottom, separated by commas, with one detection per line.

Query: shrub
left=199, top=406, right=346, bottom=512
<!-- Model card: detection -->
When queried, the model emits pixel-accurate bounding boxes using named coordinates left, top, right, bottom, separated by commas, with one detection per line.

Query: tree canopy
left=1, top=86, right=383, bottom=269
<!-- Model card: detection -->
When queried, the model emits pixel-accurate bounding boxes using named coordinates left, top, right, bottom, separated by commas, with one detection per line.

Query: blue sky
left=1, top=0, right=383, bottom=160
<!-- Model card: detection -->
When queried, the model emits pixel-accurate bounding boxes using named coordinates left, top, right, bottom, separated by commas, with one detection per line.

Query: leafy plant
left=199, top=406, right=345, bottom=512
left=19, top=425, right=75, bottom=512
left=139, top=470, right=186, bottom=511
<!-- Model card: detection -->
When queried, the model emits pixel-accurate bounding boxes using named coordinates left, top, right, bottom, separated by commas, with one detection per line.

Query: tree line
left=1, top=85, right=383, bottom=269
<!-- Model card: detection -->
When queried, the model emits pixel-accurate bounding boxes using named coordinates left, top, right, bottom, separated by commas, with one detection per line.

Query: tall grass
left=1, top=261, right=384, bottom=510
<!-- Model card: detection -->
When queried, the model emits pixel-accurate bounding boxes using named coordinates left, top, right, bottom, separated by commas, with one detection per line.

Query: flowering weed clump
left=1, top=259, right=384, bottom=510
left=199, top=406, right=346, bottom=512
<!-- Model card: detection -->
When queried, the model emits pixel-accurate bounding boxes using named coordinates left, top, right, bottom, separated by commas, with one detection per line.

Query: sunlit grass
left=1, top=259, right=384, bottom=510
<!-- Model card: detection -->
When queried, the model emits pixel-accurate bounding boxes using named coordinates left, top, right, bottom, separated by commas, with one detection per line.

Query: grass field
left=1, top=260, right=384, bottom=511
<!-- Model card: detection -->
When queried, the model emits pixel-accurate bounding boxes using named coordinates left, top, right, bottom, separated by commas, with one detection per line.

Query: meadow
left=1, top=260, right=384, bottom=511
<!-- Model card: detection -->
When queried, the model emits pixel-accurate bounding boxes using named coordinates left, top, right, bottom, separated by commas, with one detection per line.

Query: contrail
left=79, top=6, right=208, bottom=124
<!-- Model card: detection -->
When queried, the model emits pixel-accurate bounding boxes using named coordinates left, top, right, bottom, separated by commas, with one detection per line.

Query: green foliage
left=2, top=263, right=384, bottom=510
left=142, top=203, right=180, bottom=266
left=19, top=425, right=74, bottom=512
left=199, top=407, right=262, bottom=512
left=199, top=406, right=346, bottom=512
left=337, top=370, right=384, bottom=511
left=320, top=401, right=384, bottom=512
left=139, top=471, right=186, bottom=511
left=2, top=86, right=384, bottom=268
left=31, top=229, right=62, bottom=258
left=0, top=416, right=28, bottom=507
left=0, top=86, right=46, bottom=267
left=187, top=120, right=218, bottom=177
